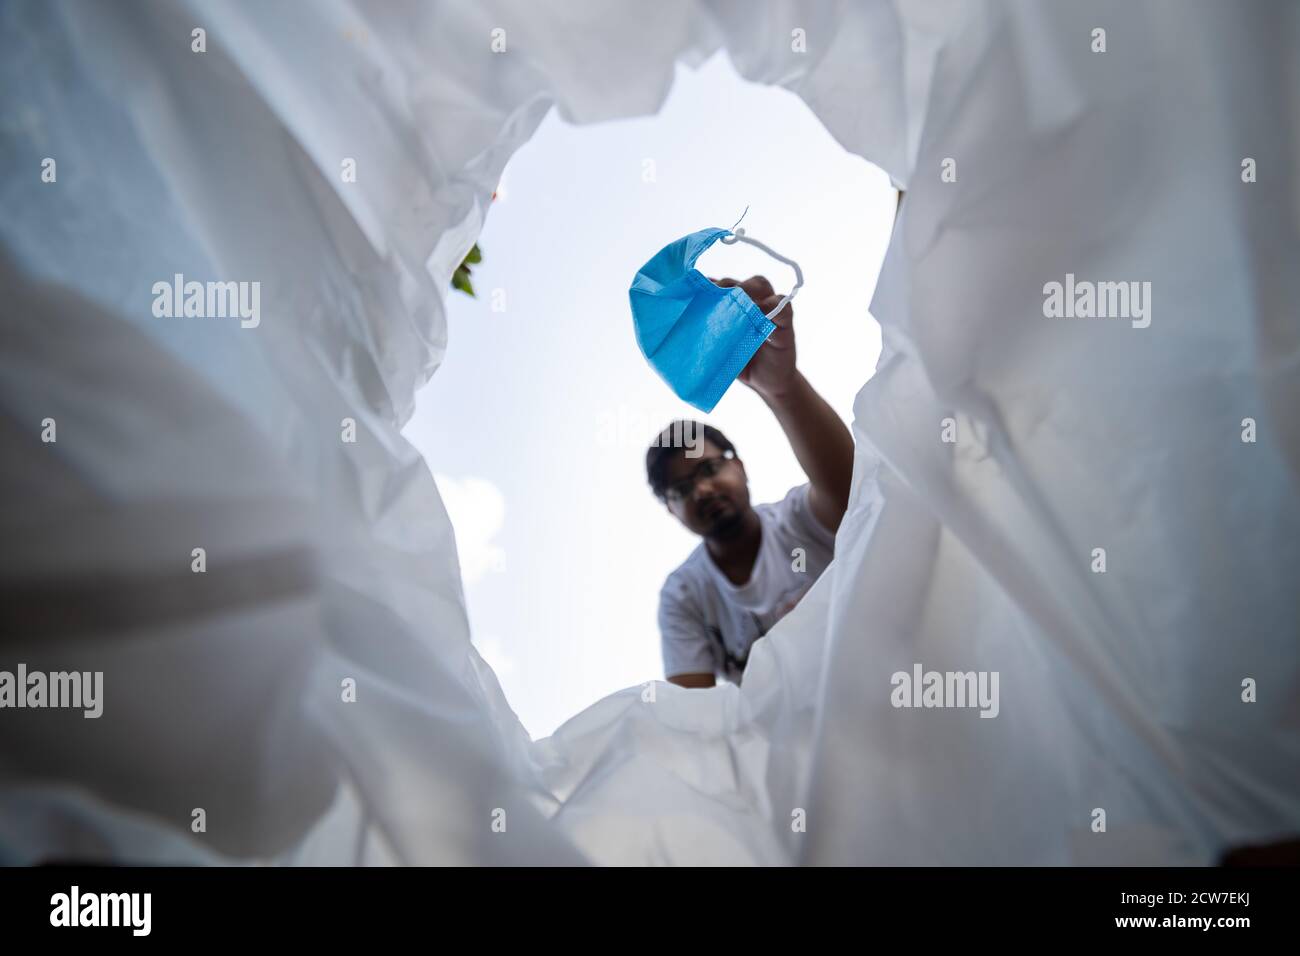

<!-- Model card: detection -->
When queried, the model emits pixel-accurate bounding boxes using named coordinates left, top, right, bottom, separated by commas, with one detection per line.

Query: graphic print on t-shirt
left=706, top=579, right=813, bottom=677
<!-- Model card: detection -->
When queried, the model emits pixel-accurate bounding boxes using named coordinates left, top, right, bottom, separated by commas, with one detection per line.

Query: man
left=646, top=275, right=854, bottom=688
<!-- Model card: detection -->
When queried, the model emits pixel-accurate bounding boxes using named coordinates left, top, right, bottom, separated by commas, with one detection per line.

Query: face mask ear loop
left=718, top=227, right=803, bottom=319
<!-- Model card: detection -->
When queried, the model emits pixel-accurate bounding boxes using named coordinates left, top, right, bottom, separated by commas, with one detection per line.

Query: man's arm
left=758, top=370, right=854, bottom=532
left=715, top=275, right=854, bottom=532
left=659, top=586, right=719, bottom=689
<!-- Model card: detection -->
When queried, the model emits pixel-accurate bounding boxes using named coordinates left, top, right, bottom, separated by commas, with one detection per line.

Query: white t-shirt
left=658, top=483, right=837, bottom=684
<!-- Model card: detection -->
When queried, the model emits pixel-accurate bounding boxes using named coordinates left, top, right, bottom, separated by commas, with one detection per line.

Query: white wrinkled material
left=1, top=0, right=1297, bottom=865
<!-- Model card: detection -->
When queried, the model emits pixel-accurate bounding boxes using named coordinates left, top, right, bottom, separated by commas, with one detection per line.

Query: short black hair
left=646, top=420, right=736, bottom=499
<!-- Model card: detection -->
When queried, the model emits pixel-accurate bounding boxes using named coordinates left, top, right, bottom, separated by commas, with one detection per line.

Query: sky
left=402, top=51, right=896, bottom=739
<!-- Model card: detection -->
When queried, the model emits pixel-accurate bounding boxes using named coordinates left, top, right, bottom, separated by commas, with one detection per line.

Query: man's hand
left=709, top=275, right=796, bottom=400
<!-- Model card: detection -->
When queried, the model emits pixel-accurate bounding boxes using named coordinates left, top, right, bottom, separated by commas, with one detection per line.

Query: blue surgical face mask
left=629, top=226, right=803, bottom=413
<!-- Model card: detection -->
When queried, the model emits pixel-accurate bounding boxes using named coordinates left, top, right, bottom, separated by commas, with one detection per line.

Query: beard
left=702, top=500, right=745, bottom=538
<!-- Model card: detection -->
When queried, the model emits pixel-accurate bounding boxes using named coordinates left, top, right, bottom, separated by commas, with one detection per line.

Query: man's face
left=661, top=439, right=752, bottom=538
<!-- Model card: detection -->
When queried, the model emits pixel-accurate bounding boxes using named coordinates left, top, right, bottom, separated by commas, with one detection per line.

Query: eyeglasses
left=663, top=450, right=735, bottom=504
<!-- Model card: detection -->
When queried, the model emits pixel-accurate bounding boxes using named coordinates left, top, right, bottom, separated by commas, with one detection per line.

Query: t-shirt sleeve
left=772, top=482, right=838, bottom=554
left=658, top=578, right=716, bottom=679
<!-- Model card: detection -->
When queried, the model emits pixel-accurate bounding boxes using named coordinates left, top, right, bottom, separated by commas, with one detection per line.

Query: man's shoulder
left=754, top=483, right=809, bottom=523
left=760, top=482, right=835, bottom=544
left=658, top=546, right=710, bottom=606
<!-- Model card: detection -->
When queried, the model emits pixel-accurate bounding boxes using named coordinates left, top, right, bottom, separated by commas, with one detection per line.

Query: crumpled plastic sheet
left=0, top=0, right=1296, bottom=865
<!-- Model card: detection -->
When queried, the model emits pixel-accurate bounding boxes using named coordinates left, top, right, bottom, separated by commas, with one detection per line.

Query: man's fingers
left=740, top=275, right=775, bottom=302
left=758, top=293, right=794, bottom=331
left=715, top=276, right=793, bottom=329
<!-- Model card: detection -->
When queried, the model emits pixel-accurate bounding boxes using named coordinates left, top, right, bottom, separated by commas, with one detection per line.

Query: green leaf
left=463, top=244, right=482, bottom=265
left=452, top=269, right=475, bottom=297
